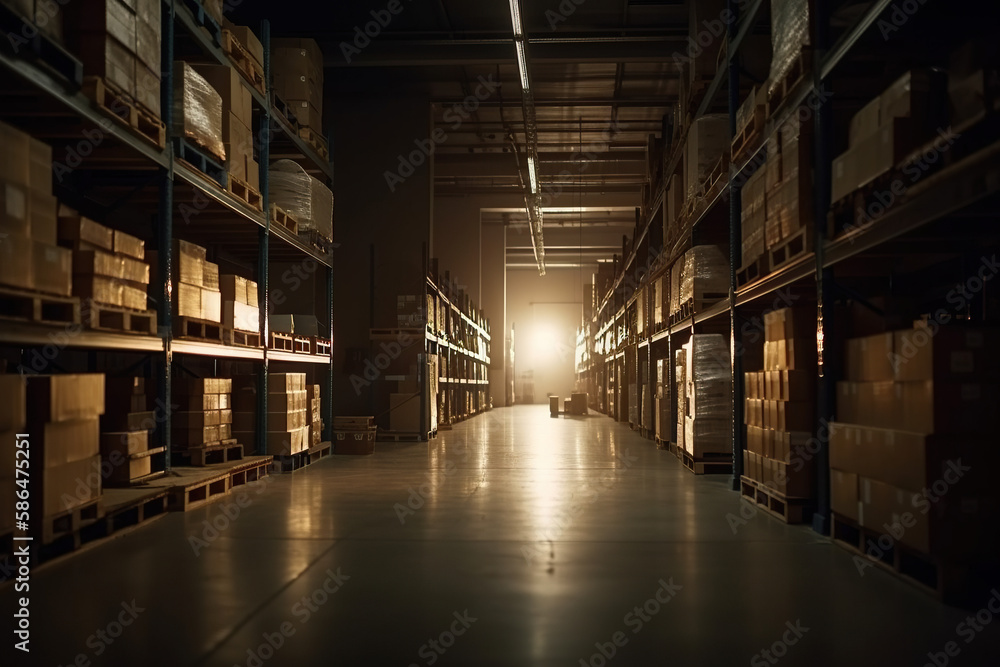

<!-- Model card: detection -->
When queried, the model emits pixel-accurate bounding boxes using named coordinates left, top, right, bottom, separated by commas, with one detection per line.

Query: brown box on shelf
left=135, top=63, right=161, bottom=115
left=268, top=410, right=306, bottom=432
left=106, top=455, right=152, bottom=485
left=192, top=64, right=253, bottom=129
left=268, top=373, right=306, bottom=393
left=845, top=333, right=895, bottom=382
left=831, top=469, right=860, bottom=521
left=178, top=393, right=219, bottom=412
left=0, top=232, right=33, bottom=291
left=101, top=430, right=149, bottom=458
left=201, top=288, right=222, bottom=323
left=30, top=190, right=57, bottom=245
left=174, top=239, right=206, bottom=287
left=272, top=38, right=324, bottom=109
left=264, top=428, right=308, bottom=456
left=174, top=410, right=222, bottom=428
left=32, top=240, right=70, bottom=297
left=73, top=249, right=150, bottom=284
left=849, top=97, right=881, bottom=149
left=176, top=282, right=201, bottom=319
left=40, top=419, right=100, bottom=469
left=58, top=207, right=114, bottom=251
left=772, top=460, right=814, bottom=499
left=893, top=324, right=1000, bottom=383
left=0, top=375, right=27, bottom=432
left=289, top=100, right=322, bottom=132
left=29, top=136, right=52, bottom=195
left=0, top=120, right=30, bottom=186
left=76, top=34, right=136, bottom=98
left=43, top=455, right=101, bottom=516
left=220, top=274, right=248, bottom=304
left=0, top=182, right=29, bottom=238
left=26, top=375, right=105, bottom=422
left=113, top=229, right=145, bottom=260
left=177, top=378, right=231, bottom=395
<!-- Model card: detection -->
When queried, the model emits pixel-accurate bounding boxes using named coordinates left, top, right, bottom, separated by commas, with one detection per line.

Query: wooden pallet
left=104, top=447, right=168, bottom=488
left=298, top=126, right=330, bottom=160
left=173, top=442, right=244, bottom=467
left=827, top=512, right=991, bottom=603
left=270, top=204, right=300, bottom=235
left=166, top=471, right=231, bottom=512
left=271, top=93, right=300, bottom=131
left=83, top=302, right=157, bottom=335
left=229, top=458, right=269, bottom=488
left=767, top=225, right=814, bottom=273
left=299, top=229, right=333, bottom=255
left=270, top=450, right=309, bottom=473
left=680, top=451, right=732, bottom=475
left=83, top=77, right=166, bottom=150
left=740, top=476, right=814, bottom=524
left=767, top=50, right=813, bottom=117
left=334, top=416, right=375, bottom=430
left=174, top=138, right=227, bottom=189
left=224, top=327, right=262, bottom=349
left=270, top=331, right=294, bottom=351
left=222, top=29, right=265, bottom=96
left=0, top=286, right=80, bottom=326
left=100, top=487, right=170, bottom=536
left=308, top=442, right=333, bottom=464
left=312, top=337, right=332, bottom=356
left=175, top=316, right=224, bottom=343
left=736, top=254, right=769, bottom=289
left=41, top=498, right=104, bottom=546
left=732, top=104, right=766, bottom=161
left=293, top=335, right=313, bottom=354
left=228, top=173, right=263, bottom=211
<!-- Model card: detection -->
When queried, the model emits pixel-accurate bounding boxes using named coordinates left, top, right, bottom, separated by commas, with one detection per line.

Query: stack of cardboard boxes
left=173, top=378, right=234, bottom=451
left=101, top=377, right=157, bottom=486
left=831, top=69, right=938, bottom=204
left=267, top=373, right=309, bottom=456
left=307, top=384, right=322, bottom=448
left=174, top=240, right=222, bottom=324
left=0, top=121, right=71, bottom=298
left=220, top=274, right=260, bottom=335
left=744, top=307, right=817, bottom=499
left=26, top=375, right=106, bottom=530
left=740, top=157, right=768, bottom=266
left=830, top=323, right=1000, bottom=557
left=62, top=207, right=150, bottom=315
left=764, top=121, right=813, bottom=252
left=272, top=38, right=325, bottom=140
left=70, top=0, right=162, bottom=115
left=682, top=335, right=732, bottom=459
left=683, top=115, right=729, bottom=201
left=194, top=64, right=259, bottom=192
left=655, top=359, right=671, bottom=444
left=675, top=348, right=687, bottom=453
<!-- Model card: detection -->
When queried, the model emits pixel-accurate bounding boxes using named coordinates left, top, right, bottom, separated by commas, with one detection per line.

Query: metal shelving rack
left=0, top=0, right=336, bottom=468
left=576, top=0, right=1000, bottom=535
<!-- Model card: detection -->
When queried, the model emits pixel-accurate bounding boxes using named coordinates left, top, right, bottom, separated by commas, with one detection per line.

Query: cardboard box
left=27, top=375, right=105, bottom=422
left=893, top=324, right=999, bottom=382
left=73, top=249, right=150, bottom=284
left=272, top=38, right=324, bottom=109
left=191, top=64, right=253, bottom=128
left=178, top=394, right=220, bottom=412
left=268, top=410, right=306, bottom=432
left=0, top=121, right=30, bottom=186
left=289, top=100, right=322, bottom=131
left=174, top=239, right=205, bottom=286
left=178, top=378, right=231, bottom=395
left=0, top=375, right=27, bottom=432
left=220, top=274, right=248, bottom=304
left=43, top=455, right=101, bottom=515
left=0, top=232, right=33, bottom=291
left=29, top=137, right=52, bottom=196
left=135, top=63, right=161, bottom=115
left=76, top=35, right=136, bottom=97
left=31, top=241, right=71, bottom=297
left=846, top=333, right=895, bottom=382
left=29, top=190, right=57, bottom=244
left=772, top=460, right=814, bottom=498
left=849, top=96, right=882, bottom=148
left=224, top=301, right=259, bottom=333
left=684, top=115, right=729, bottom=197
left=831, top=469, right=860, bottom=521
left=38, top=419, right=99, bottom=468
left=174, top=410, right=221, bottom=428
left=174, top=426, right=222, bottom=448
left=201, top=288, right=221, bottom=323
left=0, top=182, right=29, bottom=239
left=113, top=229, right=144, bottom=260
left=268, top=374, right=306, bottom=393
left=176, top=282, right=201, bottom=319
left=58, top=208, right=114, bottom=250
left=880, top=69, right=933, bottom=127
left=101, top=431, right=150, bottom=458
left=264, top=428, right=308, bottom=456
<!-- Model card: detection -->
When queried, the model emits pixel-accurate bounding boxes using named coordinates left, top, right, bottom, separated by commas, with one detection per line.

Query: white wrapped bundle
left=270, top=160, right=334, bottom=241
left=680, top=245, right=729, bottom=304
left=768, top=0, right=811, bottom=97
left=173, top=62, right=226, bottom=162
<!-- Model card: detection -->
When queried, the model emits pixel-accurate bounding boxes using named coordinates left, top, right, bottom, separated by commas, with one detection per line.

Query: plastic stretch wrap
left=675, top=348, right=687, bottom=450
left=768, top=0, right=811, bottom=97
left=270, top=160, right=334, bottom=241
left=173, top=62, right=226, bottom=162
left=680, top=245, right=728, bottom=304
left=684, top=335, right=732, bottom=455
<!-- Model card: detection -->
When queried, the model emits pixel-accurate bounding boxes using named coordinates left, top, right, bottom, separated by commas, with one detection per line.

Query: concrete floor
left=5, top=405, right=1000, bottom=666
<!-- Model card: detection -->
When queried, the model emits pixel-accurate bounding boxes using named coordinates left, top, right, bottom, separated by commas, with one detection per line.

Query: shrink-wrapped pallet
left=680, top=245, right=729, bottom=305
left=768, top=0, right=811, bottom=97
left=173, top=62, right=226, bottom=162
left=270, top=160, right=334, bottom=241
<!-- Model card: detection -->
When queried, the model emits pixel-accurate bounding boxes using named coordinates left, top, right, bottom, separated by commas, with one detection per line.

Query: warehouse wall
left=332, top=96, right=432, bottom=415
left=506, top=267, right=585, bottom=403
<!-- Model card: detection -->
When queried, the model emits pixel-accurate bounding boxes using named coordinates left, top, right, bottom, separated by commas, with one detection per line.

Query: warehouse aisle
left=6, top=406, right=999, bottom=666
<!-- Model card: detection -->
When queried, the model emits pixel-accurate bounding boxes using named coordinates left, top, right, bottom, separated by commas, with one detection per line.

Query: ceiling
left=233, top=0, right=703, bottom=269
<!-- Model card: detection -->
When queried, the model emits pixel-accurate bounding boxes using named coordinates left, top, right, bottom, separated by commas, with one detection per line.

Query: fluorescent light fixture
left=515, top=41, right=529, bottom=91
left=527, top=156, right=539, bottom=193
left=508, top=0, right=523, bottom=36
